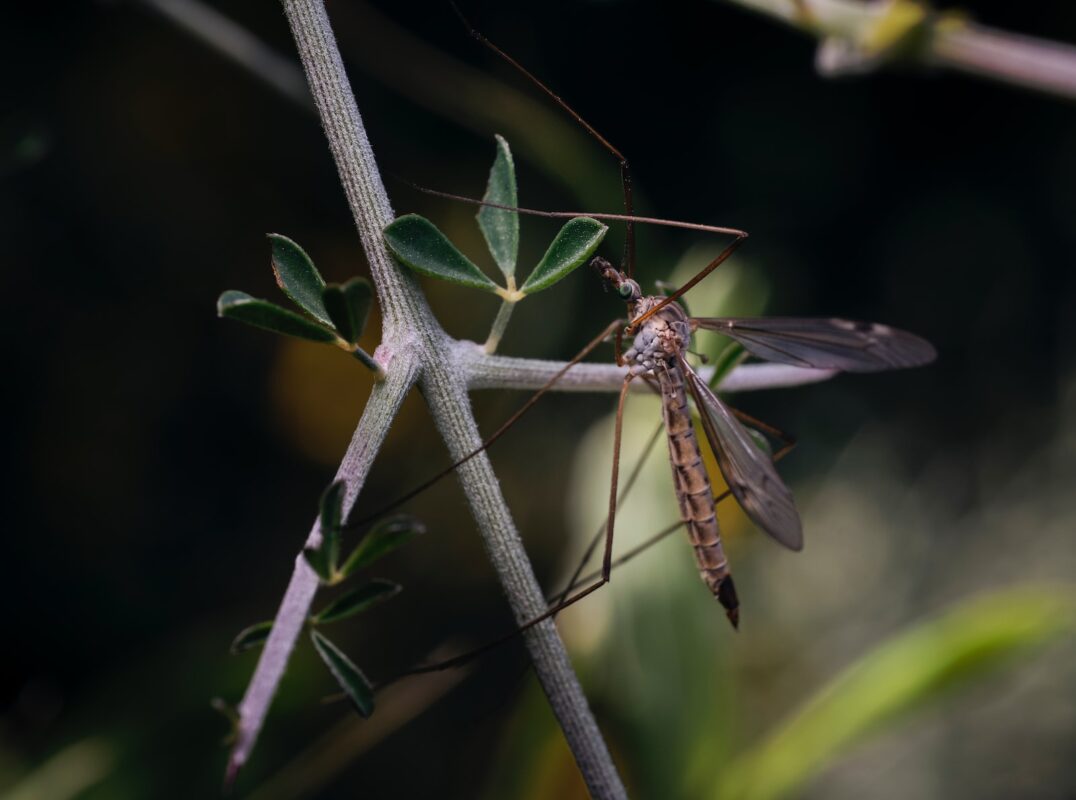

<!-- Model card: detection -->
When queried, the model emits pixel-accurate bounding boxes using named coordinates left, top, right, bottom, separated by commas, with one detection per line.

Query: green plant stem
left=482, top=298, right=517, bottom=354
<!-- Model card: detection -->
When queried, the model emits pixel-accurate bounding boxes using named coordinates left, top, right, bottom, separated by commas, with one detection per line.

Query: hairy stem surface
left=230, top=3, right=630, bottom=795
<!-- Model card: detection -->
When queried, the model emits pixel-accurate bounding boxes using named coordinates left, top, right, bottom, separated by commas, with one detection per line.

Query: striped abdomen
left=658, top=363, right=740, bottom=627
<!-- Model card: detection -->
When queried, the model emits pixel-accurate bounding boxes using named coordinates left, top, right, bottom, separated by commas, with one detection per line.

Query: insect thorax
left=624, top=297, right=691, bottom=377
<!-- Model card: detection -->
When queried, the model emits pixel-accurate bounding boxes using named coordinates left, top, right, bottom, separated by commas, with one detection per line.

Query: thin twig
left=460, top=341, right=840, bottom=394
left=228, top=355, right=419, bottom=787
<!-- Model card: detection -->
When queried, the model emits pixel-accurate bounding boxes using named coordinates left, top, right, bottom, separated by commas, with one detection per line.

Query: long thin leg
left=383, top=428, right=801, bottom=691
left=655, top=279, right=692, bottom=318
left=348, top=318, right=624, bottom=527
left=614, top=326, right=627, bottom=367
left=449, top=4, right=636, bottom=276
left=560, top=437, right=799, bottom=591
left=553, top=374, right=662, bottom=605
left=381, top=374, right=636, bottom=684
left=728, top=405, right=797, bottom=453
left=627, top=232, right=749, bottom=332
left=553, top=420, right=664, bottom=609
left=403, top=182, right=745, bottom=240
left=603, top=375, right=634, bottom=578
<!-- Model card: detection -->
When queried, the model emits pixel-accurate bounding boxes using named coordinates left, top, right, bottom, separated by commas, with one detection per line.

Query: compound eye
left=618, top=283, right=634, bottom=298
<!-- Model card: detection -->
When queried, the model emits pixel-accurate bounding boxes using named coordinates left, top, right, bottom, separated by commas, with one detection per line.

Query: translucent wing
left=692, top=317, right=936, bottom=372
left=679, top=353, right=803, bottom=551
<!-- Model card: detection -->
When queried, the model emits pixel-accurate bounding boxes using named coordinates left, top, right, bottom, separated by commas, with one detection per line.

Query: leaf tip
left=216, top=290, right=249, bottom=316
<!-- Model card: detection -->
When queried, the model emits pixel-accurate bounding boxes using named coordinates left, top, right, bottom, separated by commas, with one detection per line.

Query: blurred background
left=4, top=1, right=1075, bottom=798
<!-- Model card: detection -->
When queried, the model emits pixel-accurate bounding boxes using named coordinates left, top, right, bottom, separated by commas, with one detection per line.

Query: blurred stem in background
left=138, top=0, right=1076, bottom=162
left=136, top=0, right=618, bottom=210
left=718, top=0, right=1076, bottom=99
left=246, top=665, right=468, bottom=800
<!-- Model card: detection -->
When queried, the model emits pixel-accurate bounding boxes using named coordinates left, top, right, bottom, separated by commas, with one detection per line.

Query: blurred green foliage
left=719, top=587, right=1076, bottom=800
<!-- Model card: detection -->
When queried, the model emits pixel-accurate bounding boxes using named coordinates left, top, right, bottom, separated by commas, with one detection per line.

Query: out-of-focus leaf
left=718, top=586, right=1076, bottom=800
left=217, top=291, right=338, bottom=342
left=210, top=697, right=239, bottom=725
left=319, top=480, right=345, bottom=578
left=477, top=134, right=519, bottom=280
left=654, top=279, right=692, bottom=318
left=322, top=277, right=373, bottom=344
left=310, top=630, right=375, bottom=718
left=745, top=427, right=773, bottom=457
left=709, top=343, right=746, bottom=389
left=229, top=621, right=273, bottom=654
left=384, top=215, right=499, bottom=292
left=268, top=233, right=331, bottom=324
left=519, top=217, right=607, bottom=294
left=339, top=515, right=425, bottom=578
left=2, top=737, right=116, bottom=800
left=312, top=579, right=402, bottom=625
left=210, top=698, right=239, bottom=745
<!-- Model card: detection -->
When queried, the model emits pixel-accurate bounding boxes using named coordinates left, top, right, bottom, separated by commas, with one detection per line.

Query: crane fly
left=370, top=9, right=939, bottom=685
left=590, top=257, right=936, bottom=627
left=422, top=9, right=938, bottom=629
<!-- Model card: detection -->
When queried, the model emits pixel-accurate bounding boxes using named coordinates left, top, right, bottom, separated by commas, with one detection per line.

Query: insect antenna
left=628, top=232, right=749, bottom=332
left=449, top=2, right=637, bottom=277
left=397, top=178, right=746, bottom=238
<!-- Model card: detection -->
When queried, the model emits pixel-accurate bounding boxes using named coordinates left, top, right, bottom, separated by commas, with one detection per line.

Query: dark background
left=4, top=1, right=1075, bottom=798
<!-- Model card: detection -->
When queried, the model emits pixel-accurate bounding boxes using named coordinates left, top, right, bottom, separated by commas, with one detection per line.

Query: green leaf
left=268, top=233, right=331, bottom=324
left=319, top=480, right=345, bottom=577
left=312, top=579, right=402, bottom=625
left=340, top=515, right=425, bottom=578
left=229, top=621, right=273, bottom=654
left=303, top=482, right=346, bottom=584
left=310, top=630, right=375, bottom=718
left=217, top=291, right=338, bottom=343
left=718, top=587, right=1076, bottom=800
left=654, top=279, right=693, bottom=318
left=519, top=217, right=607, bottom=294
left=302, top=544, right=332, bottom=583
left=746, top=427, right=772, bottom=457
left=477, top=134, right=519, bottom=280
left=384, top=214, right=500, bottom=292
left=709, top=342, right=746, bottom=389
left=322, top=277, right=373, bottom=344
